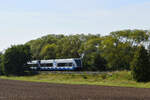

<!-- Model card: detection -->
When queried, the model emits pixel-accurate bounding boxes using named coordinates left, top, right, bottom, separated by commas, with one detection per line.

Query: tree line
left=0, top=29, right=150, bottom=82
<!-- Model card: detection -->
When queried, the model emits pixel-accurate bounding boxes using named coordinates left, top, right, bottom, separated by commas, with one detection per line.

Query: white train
left=27, top=58, right=82, bottom=71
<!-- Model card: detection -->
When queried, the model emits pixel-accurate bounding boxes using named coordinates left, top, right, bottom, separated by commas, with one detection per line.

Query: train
left=27, top=58, right=82, bottom=71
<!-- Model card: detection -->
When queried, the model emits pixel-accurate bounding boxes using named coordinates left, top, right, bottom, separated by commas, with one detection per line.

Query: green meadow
left=0, top=71, right=150, bottom=88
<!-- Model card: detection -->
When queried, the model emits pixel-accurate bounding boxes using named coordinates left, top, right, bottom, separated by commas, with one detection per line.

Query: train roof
left=28, top=58, right=81, bottom=64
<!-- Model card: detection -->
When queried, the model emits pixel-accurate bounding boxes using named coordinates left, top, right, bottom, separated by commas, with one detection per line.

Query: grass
left=0, top=71, right=150, bottom=88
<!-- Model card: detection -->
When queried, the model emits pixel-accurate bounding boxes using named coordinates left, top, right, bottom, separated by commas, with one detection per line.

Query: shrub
left=2, top=45, right=32, bottom=76
left=131, top=46, right=150, bottom=82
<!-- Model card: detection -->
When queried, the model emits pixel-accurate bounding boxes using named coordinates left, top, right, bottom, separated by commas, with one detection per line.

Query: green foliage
left=83, top=52, right=106, bottom=71
left=101, top=73, right=107, bottom=79
left=99, top=29, right=150, bottom=70
left=110, top=29, right=149, bottom=46
left=0, top=29, right=150, bottom=82
left=25, top=30, right=150, bottom=72
left=56, top=35, right=82, bottom=58
left=81, top=38, right=106, bottom=71
left=99, top=36, right=133, bottom=70
left=26, top=34, right=63, bottom=59
left=40, top=44, right=57, bottom=59
left=2, top=45, right=32, bottom=76
left=26, top=34, right=100, bottom=60
left=131, top=46, right=150, bottom=82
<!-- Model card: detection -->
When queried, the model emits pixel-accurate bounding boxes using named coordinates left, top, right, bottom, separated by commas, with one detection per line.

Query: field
left=0, top=79, right=150, bottom=100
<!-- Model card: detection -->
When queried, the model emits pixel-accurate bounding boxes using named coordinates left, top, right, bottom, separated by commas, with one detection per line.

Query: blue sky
left=0, top=0, right=150, bottom=51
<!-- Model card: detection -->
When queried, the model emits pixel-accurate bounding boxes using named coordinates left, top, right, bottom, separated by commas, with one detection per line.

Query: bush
left=2, top=45, right=32, bottom=76
left=131, top=46, right=150, bottom=82
left=82, top=52, right=106, bottom=71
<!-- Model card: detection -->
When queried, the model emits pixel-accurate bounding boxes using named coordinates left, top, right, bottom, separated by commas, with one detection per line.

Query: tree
left=131, top=46, right=150, bottom=82
left=80, top=38, right=106, bottom=71
left=56, top=35, right=82, bottom=58
left=40, top=44, right=57, bottom=59
left=110, top=29, right=149, bottom=46
left=26, top=34, right=64, bottom=59
left=26, top=34, right=100, bottom=60
left=2, top=45, right=32, bottom=76
left=99, top=32, right=138, bottom=70
left=24, top=30, right=150, bottom=71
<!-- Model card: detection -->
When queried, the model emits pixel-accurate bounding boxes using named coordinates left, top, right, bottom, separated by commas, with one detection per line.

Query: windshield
left=74, top=59, right=82, bottom=67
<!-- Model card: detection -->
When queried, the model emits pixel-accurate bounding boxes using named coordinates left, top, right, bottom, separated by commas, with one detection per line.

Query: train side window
left=68, top=63, right=73, bottom=66
left=57, top=63, right=73, bottom=67
left=40, top=63, right=53, bottom=67
left=47, top=63, right=53, bottom=67
left=28, top=64, right=38, bottom=67
left=57, top=63, right=66, bottom=67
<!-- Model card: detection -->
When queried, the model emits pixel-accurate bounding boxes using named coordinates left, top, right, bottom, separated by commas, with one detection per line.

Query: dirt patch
left=0, top=79, right=149, bottom=100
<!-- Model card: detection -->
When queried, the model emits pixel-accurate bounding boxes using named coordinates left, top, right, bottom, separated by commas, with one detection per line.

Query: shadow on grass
left=24, top=70, right=39, bottom=76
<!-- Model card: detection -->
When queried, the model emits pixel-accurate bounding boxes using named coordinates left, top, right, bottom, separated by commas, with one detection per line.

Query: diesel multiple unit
left=27, top=58, right=82, bottom=71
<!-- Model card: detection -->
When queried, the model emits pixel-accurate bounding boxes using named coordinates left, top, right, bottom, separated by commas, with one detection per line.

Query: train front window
left=74, top=59, right=82, bottom=67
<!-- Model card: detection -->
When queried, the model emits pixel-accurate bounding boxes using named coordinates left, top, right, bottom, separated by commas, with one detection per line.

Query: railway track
left=38, top=71, right=112, bottom=74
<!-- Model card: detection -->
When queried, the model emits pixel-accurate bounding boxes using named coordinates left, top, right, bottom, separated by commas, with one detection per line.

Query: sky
left=0, top=0, right=150, bottom=51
